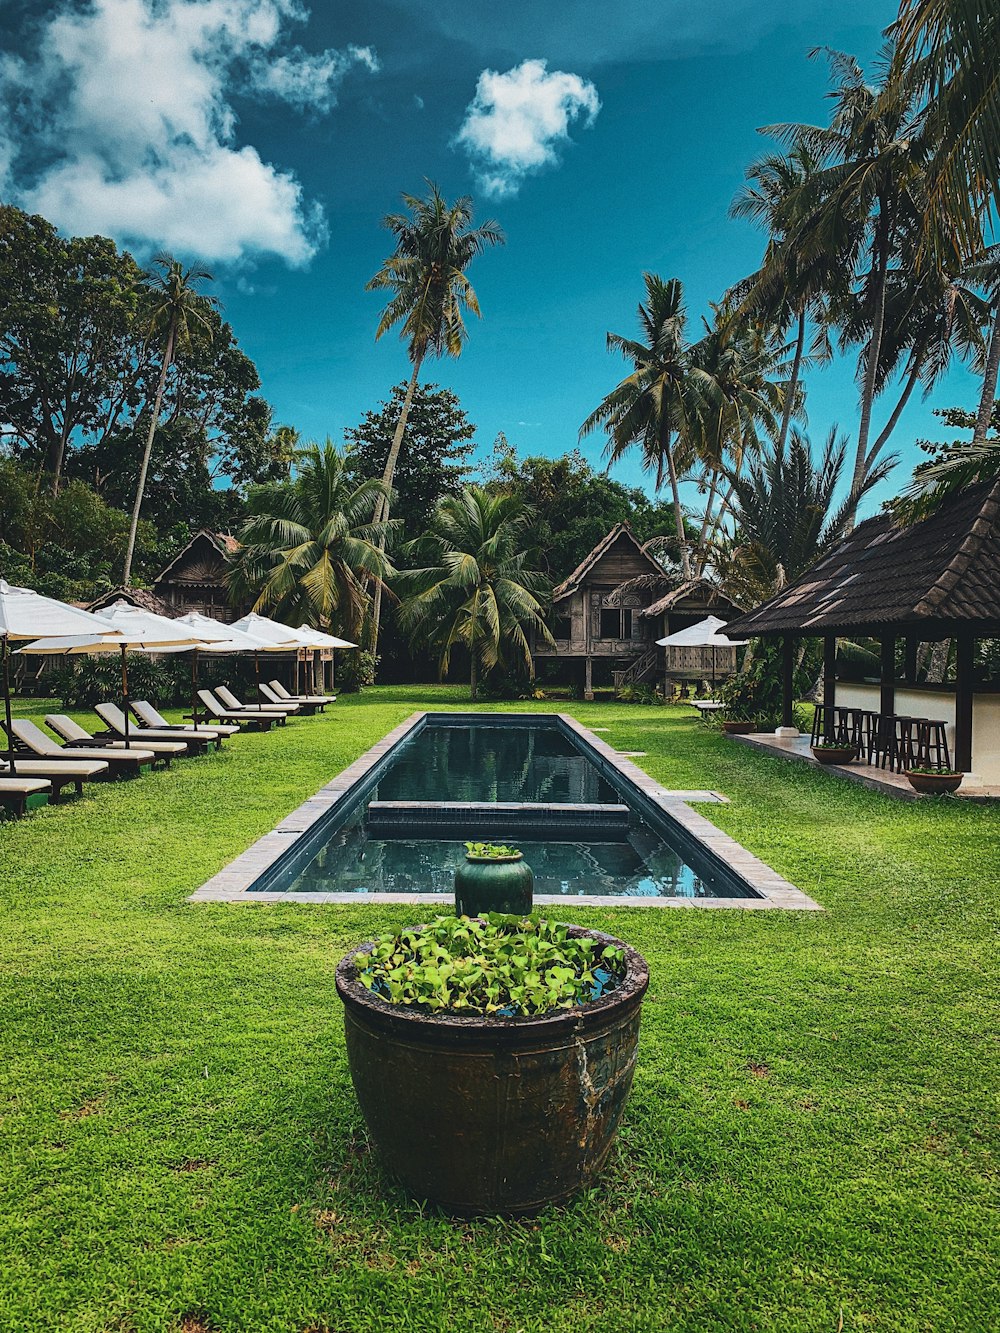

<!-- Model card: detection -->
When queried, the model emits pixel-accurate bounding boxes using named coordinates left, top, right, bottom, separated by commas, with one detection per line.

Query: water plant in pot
left=335, top=913, right=649, bottom=1216
left=810, top=740, right=857, bottom=765
left=905, top=765, right=963, bottom=794
left=454, top=841, right=533, bottom=916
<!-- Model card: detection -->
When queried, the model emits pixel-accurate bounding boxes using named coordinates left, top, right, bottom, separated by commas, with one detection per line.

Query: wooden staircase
left=612, top=648, right=658, bottom=689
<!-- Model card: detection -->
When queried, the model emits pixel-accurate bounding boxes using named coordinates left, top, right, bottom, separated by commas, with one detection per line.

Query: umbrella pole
left=121, top=645, right=130, bottom=749
left=2, top=635, right=16, bottom=777
left=255, top=651, right=262, bottom=710
left=191, top=651, right=199, bottom=728
left=712, top=645, right=716, bottom=694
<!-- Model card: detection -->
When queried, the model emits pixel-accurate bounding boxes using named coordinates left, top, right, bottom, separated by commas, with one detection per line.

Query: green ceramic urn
left=454, top=850, right=534, bottom=917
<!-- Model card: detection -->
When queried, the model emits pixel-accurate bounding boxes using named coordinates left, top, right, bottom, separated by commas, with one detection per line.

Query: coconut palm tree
left=397, top=487, right=553, bottom=701
left=712, top=426, right=895, bottom=606
left=122, top=256, right=217, bottom=584
left=764, top=48, right=928, bottom=517
left=365, top=183, right=504, bottom=651
left=227, top=442, right=395, bottom=642
left=729, top=142, right=840, bottom=456
left=580, top=274, right=702, bottom=578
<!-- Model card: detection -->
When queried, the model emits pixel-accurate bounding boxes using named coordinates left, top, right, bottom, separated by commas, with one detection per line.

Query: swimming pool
left=190, top=712, right=821, bottom=909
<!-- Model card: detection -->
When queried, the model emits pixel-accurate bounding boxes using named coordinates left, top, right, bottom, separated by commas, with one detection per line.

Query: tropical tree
left=581, top=274, right=702, bottom=578
left=122, top=256, right=217, bottom=584
left=712, top=426, right=894, bottom=606
left=396, top=487, right=554, bottom=701
left=729, top=142, right=839, bottom=456
left=764, top=48, right=928, bottom=515
left=365, top=184, right=504, bottom=648
left=227, top=442, right=395, bottom=642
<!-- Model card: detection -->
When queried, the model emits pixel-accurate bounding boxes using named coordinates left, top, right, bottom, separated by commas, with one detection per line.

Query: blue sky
left=1, top=0, right=983, bottom=518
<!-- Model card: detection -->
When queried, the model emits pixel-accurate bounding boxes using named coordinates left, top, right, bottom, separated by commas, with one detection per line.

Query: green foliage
left=51, top=653, right=173, bottom=709
left=484, top=445, right=684, bottom=584
left=397, top=486, right=554, bottom=699
left=615, top=683, right=665, bottom=705
left=353, top=914, right=626, bottom=1016
left=229, top=442, right=394, bottom=642
left=344, top=382, right=476, bottom=540
left=337, top=649, right=378, bottom=694
left=717, top=638, right=819, bottom=727
left=464, top=842, right=520, bottom=860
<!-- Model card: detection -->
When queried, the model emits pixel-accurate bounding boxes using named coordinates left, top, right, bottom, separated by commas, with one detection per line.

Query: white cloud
left=0, top=0, right=378, bottom=266
left=455, top=59, right=600, bottom=198
left=250, top=43, right=379, bottom=113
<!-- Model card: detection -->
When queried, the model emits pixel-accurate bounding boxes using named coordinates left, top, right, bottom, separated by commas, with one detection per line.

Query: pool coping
left=189, top=711, right=822, bottom=911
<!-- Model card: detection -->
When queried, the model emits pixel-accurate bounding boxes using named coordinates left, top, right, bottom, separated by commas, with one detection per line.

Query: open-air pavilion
left=725, top=479, right=1000, bottom=794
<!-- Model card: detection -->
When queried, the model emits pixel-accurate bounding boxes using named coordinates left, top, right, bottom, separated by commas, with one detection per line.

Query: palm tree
left=122, top=256, right=216, bottom=584
left=764, top=48, right=927, bottom=516
left=686, top=306, right=791, bottom=572
left=893, top=3, right=1000, bottom=450
left=712, top=426, right=895, bottom=606
left=729, top=142, right=839, bottom=456
left=581, top=274, right=701, bottom=578
left=365, top=183, right=504, bottom=650
left=227, top=442, right=395, bottom=642
left=397, top=487, right=553, bottom=701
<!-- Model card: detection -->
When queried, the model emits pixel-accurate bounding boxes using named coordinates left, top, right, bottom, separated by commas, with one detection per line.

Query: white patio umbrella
left=0, top=580, right=121, bottom=774
left=173, top=612, right=298, bottom=716
left=657, top=615, right=749, bottom=691
left=294, top=624, right=357, bottom=691
left=19, top=600, right=204, bottom=746
left=230, top=613, right=323, bottom=694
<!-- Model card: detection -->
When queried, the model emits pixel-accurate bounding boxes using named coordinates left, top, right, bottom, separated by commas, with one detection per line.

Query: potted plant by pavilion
left=810, top=740, right=857, bottom=765
left=905, top=765, right=964, bottom=795
left=336, top=913, right=649, bottom=1216
left=454, top=841, right=533, bottom=916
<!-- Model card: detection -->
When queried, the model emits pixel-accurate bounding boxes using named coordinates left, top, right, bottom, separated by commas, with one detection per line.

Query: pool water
left=270, top=722, right=747, bottom=900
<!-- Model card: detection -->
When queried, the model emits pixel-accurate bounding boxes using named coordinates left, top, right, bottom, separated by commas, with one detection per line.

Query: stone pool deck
left=190, top=712, right=823, bottom=911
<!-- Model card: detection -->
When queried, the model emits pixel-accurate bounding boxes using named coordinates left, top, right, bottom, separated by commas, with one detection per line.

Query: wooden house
left=149, top=529, right=245, bottom=619
left=534, top=524, right=743, bottom=697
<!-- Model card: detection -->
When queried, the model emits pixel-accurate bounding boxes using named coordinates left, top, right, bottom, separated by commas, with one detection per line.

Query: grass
left=0, top=685, right=997, bottom=1333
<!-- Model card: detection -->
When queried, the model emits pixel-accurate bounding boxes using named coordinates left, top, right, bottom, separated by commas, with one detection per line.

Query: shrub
left=338, top=649, right=377, bottom=693
left=52, top=653, right=173, bottom=709
left=354, top=914, right=626, bottom=1017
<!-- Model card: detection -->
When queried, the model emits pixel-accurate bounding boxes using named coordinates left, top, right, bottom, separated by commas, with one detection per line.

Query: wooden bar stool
left=883, top=716, right=922, bottom=772
left=915, top=719, right=951, bottom=771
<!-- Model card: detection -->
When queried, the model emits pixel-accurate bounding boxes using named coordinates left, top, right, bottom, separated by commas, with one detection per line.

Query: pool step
left=366, top=801, right=631, bottom=841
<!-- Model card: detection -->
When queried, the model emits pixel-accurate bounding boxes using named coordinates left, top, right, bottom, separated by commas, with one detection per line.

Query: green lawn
left=1, top=687, right=997, bottom=1333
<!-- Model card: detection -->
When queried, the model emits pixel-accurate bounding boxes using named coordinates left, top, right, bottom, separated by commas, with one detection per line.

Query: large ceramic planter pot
left=335, top=926, right=649, bottom=1216
left=454, top=852, right=533, bottom=917
left=811, top=744, right=856, bottom=765
left=905, top=770, right=963, bottom=795
left=721, top=720, right=754, bottom=735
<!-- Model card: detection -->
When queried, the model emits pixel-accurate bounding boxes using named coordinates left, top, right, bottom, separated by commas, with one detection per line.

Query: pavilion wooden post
left=954, top=632, right=975, bottom=773
left=823, top=635, right=837, bottom=741
left=584, top=656, right=593, bottom=701
left=880, top=635, right=895, bottom=717
left=904, top=635, right=918, bottom=684
left=779, top=634, right=796, bottom=733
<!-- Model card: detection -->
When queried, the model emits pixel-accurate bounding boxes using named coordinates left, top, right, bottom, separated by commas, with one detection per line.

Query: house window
left=553, top=614, right=572, bottom=641
left=599, top=608, right=633, bottom=640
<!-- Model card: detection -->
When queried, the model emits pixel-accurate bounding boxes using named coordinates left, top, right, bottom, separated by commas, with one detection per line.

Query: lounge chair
left=8, top=718, right=158, bottom=778
left=215, top=684, right=297, bottom=718
left=1, top=755, right=109, bottom=799
left=132, top=700, right=239, bottom=738
left=92, top=704, right=214, bottom=756
left=197, top=689, right=278, bottom=731
left=47, top=712, right=185, bottom=767
left=267, top=680, right=334, bottom=707
left=0, top=776, right=51, bottom=817
left=258, top=682, right=324, bottom=715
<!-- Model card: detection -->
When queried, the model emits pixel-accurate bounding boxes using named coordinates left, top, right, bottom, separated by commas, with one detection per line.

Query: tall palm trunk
left=694, top=466, right=721, bottom=577
left=848, top=211, right=891, bottom=528
left=369, top=359, right=423, bottom=651
left=865, top=357, right=921, bottom=472
left=776, top=306, right=806, bottom=457
left=972, top=302, right=1000, bottom=446
left=123, top=322, right=176, bottom=585
left=663, top=435, right=692, bottom=580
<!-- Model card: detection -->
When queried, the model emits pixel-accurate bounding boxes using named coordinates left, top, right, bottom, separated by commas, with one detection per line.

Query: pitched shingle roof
left=551, top=524, right=666, bottom=603
left=726, top=479, right=1000, bottom=637
left=641, top=578, right=744, bottom=619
